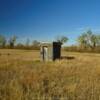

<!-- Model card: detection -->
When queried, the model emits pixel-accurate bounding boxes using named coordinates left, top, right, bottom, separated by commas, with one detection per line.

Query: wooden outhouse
left=40, top=42, right=61, bottom=61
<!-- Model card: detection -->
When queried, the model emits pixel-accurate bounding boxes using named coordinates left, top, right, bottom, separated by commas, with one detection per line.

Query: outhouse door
left=43, top=46, right=48, bottom=61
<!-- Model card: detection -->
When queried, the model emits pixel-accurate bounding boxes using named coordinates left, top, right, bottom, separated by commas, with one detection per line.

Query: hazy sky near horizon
left=0, top=0, right=100, bottom=45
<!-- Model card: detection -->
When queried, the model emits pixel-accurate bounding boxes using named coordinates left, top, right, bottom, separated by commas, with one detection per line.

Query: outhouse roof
left=40, top=42, right=52, bottom=47
left=40, top=41, right=62, bottom=47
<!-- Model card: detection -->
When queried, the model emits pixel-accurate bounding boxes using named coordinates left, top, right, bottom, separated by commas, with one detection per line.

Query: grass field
left=0, top=49, right=100, bottom=100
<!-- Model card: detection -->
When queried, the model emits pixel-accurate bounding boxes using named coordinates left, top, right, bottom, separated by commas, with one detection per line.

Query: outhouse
left=40, top=42, right=61, bottom=61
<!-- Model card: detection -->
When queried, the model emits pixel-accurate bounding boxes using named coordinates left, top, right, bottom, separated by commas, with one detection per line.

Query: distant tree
left=9, top=35, right=17, bottom=48
left=32, top=40, right=40, bottom=50
left=16, top=43, right=24, bottom=49
left=26, top=38, right=30, bottom=47
left=96, top=35, right=100, bottom=46
left=90, top=34, right=98, bottom=48
left=0, top=35, right=6, bottom=48
left=77, top=33, right=88, bottom=49
left=56, top=36, right=68, bottom=45
left=77, top=30, right=100, bottom=49
left=32, top=40, right=40, bottom=46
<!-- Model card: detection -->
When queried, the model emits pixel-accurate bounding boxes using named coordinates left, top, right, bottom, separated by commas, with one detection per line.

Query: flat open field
left=0, top=49, right=100, bottom=100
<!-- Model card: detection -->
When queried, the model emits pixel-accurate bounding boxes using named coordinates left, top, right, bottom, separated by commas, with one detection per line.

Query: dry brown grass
left=0, top=49, right=100, bottom=100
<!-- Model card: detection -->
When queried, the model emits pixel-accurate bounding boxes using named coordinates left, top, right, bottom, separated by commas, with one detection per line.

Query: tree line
left=65, top=30, right=100, bottom=53
left=0, top=30, right=100, bottom=52
left=0, top=35, right=40, bottom=50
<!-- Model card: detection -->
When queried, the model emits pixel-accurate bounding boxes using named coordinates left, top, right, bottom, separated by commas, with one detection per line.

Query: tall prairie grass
left=0, top=49, right=100, bottom=100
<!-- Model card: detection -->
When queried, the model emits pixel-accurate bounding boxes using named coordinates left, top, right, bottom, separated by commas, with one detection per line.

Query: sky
left=0, top=0, right=100, bottom=45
